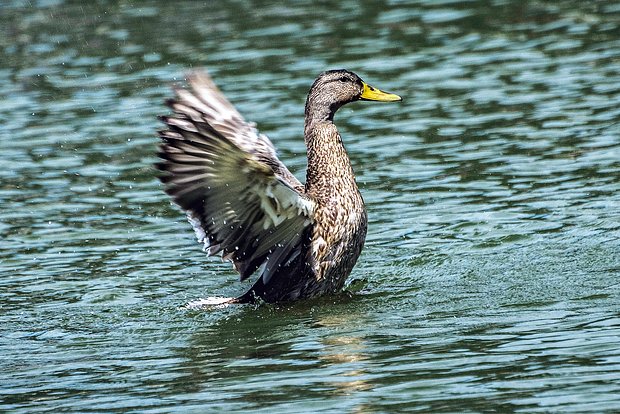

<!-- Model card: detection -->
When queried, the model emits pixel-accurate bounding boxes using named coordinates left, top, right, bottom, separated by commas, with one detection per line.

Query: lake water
left=1, top=0, right=619, bottom=412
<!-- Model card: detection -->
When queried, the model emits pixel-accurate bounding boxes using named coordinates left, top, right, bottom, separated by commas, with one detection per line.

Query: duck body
left=157, top=69, right=400, bottom=304
left=240, top=120, right=368, bottom=303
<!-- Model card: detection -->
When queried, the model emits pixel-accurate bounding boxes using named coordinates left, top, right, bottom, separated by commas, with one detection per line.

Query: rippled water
left=2, top=1, right=620, bottom=412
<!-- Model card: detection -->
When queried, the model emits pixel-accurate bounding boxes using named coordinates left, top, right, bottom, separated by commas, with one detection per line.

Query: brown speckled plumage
left=157, top=69, right=401, bottom=304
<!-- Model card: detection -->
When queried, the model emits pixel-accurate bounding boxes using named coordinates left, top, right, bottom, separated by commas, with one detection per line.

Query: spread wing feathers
left=169, top=71, right=305, bottom=193
left=156, top=71, right=315, bottom=284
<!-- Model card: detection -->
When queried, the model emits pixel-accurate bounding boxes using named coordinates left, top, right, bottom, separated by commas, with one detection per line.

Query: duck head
left=305, top=69, right=401, bottom=124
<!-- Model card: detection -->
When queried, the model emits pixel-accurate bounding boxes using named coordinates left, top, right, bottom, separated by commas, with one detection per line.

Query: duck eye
left=338, top=76, right=349, bottom=83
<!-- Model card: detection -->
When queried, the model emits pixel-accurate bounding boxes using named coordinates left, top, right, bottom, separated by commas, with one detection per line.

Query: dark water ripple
left=1, top=0, right=619, bottom=412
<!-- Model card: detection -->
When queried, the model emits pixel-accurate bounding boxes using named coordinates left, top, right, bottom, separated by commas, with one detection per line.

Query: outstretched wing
left=156, top=71, right=314, bottom=284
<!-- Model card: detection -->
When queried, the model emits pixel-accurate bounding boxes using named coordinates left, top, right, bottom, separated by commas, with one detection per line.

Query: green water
left=1, top=1, right=619, bottom=412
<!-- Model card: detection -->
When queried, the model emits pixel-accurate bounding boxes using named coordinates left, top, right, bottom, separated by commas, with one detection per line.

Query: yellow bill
left=360, top=82, right=402, bottom=102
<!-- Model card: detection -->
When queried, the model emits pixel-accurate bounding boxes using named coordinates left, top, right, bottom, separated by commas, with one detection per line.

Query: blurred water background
left=1, top=0, right=619, bottom=412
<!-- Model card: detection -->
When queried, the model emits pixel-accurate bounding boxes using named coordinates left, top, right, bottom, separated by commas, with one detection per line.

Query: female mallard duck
left=157, top=69, right=401, bottom=304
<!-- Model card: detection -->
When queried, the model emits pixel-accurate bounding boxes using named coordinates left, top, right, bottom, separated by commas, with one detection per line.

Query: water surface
left=1, top=1, right=619, bottom=412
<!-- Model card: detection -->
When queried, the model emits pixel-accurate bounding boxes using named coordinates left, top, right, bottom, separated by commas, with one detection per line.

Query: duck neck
left=304, top=115, right=358, bottom=200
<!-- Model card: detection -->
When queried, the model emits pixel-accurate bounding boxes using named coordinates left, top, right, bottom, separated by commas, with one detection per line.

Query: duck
left=156, top=69, right=401, bottom=304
